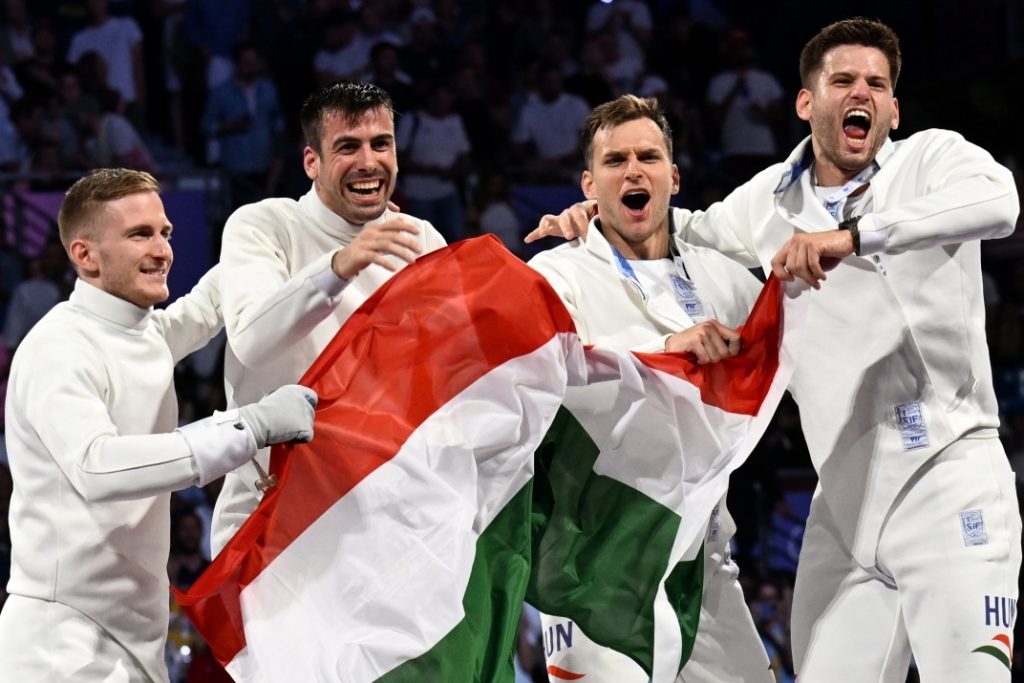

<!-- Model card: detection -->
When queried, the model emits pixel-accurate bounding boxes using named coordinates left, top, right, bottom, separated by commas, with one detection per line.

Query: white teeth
left=350, top=181, right=380, bottom=190
left=846, top=110, right=870, bottom=120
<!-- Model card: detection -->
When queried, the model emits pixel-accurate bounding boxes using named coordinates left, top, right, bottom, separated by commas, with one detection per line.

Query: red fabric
left=176, top=236, right=576, bottom=665
left=637, top=276, right=783, bottom=416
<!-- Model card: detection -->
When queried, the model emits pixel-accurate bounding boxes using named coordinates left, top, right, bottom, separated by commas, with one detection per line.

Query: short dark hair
left=580, top=95, right=673, bottom=170
left=799, top=18, right=901, bottom=89
left=299, top=81, right=394, bottom=153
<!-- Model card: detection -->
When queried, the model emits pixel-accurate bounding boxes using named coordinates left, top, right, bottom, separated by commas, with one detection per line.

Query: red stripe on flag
left=176, top=236, right=577, bottom=666
left=635, top=276, right=782, bottom=416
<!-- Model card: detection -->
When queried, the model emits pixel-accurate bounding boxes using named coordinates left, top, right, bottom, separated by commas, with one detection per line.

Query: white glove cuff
left=177, top=409, right=259, bottom=486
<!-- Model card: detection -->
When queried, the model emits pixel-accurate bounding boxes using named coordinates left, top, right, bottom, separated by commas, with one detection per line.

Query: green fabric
left=376, top=406, right=703, bottom=681
left=527, top=407, right=703, bottom=676
left=375, top=481, right=534, bottom=683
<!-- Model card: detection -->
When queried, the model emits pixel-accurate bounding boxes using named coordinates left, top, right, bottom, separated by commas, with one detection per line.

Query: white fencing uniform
left=529, top=218, right=773, bottom=682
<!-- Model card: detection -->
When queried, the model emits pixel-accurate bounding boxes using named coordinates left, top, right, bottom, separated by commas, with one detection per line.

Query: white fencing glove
left=238, top=384, right=317, bottom=447
left=178, top=384, right=318, bottom=486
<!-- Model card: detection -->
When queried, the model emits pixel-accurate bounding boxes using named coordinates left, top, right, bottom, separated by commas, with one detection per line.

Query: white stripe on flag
left=228, top=333, right=577, bottom=681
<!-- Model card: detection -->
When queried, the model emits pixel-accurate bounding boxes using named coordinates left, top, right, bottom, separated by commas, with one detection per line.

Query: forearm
left=671, top=199, right=761, bottom=269
left=225, top=251, right=347, bottom=366
left=72, top=432, right=196, bottom=503
left=857, top=173, right=1018, bottom=255
left=74, top=408, right=260, bottom=503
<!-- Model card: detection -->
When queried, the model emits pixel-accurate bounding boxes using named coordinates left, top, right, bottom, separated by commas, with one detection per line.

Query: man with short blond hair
left=0, top=168, right=315, bottom=682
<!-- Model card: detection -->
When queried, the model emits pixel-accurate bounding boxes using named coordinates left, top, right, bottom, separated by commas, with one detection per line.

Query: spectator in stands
left=0, top=95, right=41, bottom=173
left=167, top=510, right=209, bottom=590
left=584, top=0, right=652, bottom=93
left=396, top=81, right=471, bottom=242
left=705, top=30, right=784, bottom=185
left=512, top=61, right=590, bottom=181
left=74, top=90, right=155, bottom=171
left=66, top=0, right=145, bottom=126
left=476, top=171, right=522, bottom=255
left=565, top=35, right=615, bottom=108
left=2, top=241, right=67, bottom=350
left=313, top=9, right=367, bottom=86
left=0, top=0, right=33, bottom=67
left=10, top=20, right=67, bottom=103
left=202, top=41, right=284, bottom=209
left=180, top=0, right=252, bottom=90
left=366, top=40, right=414, bottom=114
left=401, top=7, right=447, bottom=92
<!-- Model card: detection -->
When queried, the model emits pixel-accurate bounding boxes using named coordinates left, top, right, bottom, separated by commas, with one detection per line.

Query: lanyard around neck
left=819, top=162, right=879, bottom=221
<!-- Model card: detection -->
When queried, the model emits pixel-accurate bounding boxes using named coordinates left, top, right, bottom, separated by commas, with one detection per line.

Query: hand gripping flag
left=177, top=235, right=804, bottom=683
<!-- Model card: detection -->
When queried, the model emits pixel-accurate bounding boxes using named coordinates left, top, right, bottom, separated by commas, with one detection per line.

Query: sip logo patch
left=972, top=633, right=1013, bottom=670
left=959, top=509, right=988, bottom=546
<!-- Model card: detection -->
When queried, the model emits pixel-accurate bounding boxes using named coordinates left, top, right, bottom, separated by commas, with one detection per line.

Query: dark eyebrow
left=331, top=133, right=395, bottom=150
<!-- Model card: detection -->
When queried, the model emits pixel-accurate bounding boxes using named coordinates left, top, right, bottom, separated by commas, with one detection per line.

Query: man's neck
left=600, top=223, right=670, bottom=261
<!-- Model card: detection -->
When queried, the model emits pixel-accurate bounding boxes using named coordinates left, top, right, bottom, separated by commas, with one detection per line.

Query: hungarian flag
left=176, top=236, right=803, bottom=683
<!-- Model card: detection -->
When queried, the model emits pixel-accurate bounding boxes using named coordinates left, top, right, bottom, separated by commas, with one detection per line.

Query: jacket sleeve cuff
left=309, top=251, right=349, bottom=300
left=177, top=409, right=258, bottom=487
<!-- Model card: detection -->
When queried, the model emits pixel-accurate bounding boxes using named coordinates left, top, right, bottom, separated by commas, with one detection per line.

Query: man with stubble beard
left=210, top=82, right=447, bottom=555
left=529, top=18, right=1020, bottom=683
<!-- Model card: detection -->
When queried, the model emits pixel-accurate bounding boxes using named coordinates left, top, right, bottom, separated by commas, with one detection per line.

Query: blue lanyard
left=820, top=162, right=879, bottom=221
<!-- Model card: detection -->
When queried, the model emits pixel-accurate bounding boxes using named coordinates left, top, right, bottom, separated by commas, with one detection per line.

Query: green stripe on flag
left=375, top=480, right=534, bottom=683
left=527, top=407, right=703, bottom=676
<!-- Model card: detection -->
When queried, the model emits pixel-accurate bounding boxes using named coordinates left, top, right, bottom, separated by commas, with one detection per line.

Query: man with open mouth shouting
left=529, top=18, right=1019, bottom=683
left=210, top=82, right=447, bottom=555
left=528, top=95, right=772, bottom=683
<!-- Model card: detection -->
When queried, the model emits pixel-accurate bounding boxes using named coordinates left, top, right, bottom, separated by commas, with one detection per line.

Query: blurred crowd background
left=0, top=1, right=1022, bottom=681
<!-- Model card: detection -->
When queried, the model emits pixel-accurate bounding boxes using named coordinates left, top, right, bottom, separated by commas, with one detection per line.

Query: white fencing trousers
left=792, top=435, right=1021, bottom=682
left=0, top=595, right=157, bottom=682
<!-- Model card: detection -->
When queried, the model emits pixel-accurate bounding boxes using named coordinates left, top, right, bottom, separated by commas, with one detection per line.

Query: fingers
left=333, top=220, right=422, bottom=280
left=664, top=321, right=742, bottom=364
left=567, top=203, right=593, bottom=237
left=525, top=213, right=578, bottom=244
left=770, top=236, right=825, bottom=289
left=523, top=201, right=597, bottom=244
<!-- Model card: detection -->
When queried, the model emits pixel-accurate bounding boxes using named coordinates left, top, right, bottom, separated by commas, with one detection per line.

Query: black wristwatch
left=838, top=216, right=861, bottom=256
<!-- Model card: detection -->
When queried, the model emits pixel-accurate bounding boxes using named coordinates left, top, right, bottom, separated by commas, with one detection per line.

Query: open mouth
left=843, top=110, right=871, bottom=144
left=622, top=190, right=651, bottom=212
left=348, top=179, right=384, bottom=196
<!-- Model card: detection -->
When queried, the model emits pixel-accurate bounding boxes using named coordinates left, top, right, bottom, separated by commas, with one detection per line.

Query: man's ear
left=795, top=89, right=812, bottom=122
left=581, top=170, right=596, bottom=200
left=68, top=238, right=97, bottom=276
left=303, top=146, right=320, bottom=181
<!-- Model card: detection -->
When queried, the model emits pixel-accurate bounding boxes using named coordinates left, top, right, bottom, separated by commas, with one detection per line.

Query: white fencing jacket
left=211, top=186, right=447, bottom=555
left=669, top=129, right=1018, bottom=563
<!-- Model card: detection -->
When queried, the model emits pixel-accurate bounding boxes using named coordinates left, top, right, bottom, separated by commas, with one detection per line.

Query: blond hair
left=58, top=168, right=161, bottom=248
